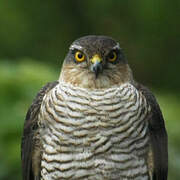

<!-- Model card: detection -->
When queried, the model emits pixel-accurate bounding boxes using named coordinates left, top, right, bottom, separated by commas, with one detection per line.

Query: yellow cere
left=91, top=54, right=102, bottom=64
left=75, top=51, right=85, bottom=62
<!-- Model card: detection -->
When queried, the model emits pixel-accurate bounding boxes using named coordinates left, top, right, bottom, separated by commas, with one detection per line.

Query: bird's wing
left=136, top=83, right=168, bottom=180
left=21, top=81, right=59, bottom=180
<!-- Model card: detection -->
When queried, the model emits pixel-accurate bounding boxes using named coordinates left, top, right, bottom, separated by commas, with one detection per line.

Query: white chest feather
left=39, top=82, right=151, bottom=180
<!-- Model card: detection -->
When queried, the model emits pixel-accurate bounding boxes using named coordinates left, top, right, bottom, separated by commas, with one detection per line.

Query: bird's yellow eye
left=108, top=51, right=117, bottom=62
left=75, top=51, right=85, bottom=62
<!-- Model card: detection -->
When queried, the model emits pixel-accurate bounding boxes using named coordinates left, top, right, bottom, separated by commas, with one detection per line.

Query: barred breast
left=38, top=82, right=151, bottom=180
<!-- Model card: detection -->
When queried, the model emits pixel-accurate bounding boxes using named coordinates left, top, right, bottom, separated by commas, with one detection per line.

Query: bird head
left=59, top=35, right=133, bottom=89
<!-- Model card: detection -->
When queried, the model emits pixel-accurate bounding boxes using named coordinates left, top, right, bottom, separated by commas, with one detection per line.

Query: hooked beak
left=90, top=54, right=103, bottom=78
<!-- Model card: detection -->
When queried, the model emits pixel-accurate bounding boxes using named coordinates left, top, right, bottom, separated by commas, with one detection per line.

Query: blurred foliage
left=0, top=0, right=179, bottom=180
left=0, top=60, right=58, bottom=180
left=0, top=0, right=180, bottom=90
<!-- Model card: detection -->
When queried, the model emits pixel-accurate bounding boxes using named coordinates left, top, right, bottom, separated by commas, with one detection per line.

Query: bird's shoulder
left=135, top=82, right=168, bottom=180
left=23, top=81, right=59, bottom=134
left=135, top=82, right=165, bottom=129
left=21, top=80, right=59, bottom=180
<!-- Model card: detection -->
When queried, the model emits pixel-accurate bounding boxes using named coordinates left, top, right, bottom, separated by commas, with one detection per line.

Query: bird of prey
left=21, top=35, right=168, bottom=180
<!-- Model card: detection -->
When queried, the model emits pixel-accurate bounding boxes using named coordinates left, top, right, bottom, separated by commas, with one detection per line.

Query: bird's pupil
left=78, top=53, right=83, bottom=59
left=109, top=52, right=114, bottom=59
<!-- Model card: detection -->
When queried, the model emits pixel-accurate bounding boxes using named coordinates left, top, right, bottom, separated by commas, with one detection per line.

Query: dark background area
left=0, top=0, right=179, bottom=179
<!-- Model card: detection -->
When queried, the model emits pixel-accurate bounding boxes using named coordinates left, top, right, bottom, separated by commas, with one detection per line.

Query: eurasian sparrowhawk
left=21, top=35, right=168, bottom=180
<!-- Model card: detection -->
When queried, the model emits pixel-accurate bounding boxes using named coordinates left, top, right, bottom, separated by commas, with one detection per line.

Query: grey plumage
left=21, top=35, right=168, bottom=180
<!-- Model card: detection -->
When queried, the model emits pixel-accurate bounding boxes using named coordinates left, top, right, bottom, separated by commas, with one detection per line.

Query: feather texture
left=21, top=81, right=59, bottom=180
left=136, top=83, right=168, bottom=180
left=39, top=82, right=151, bottom=179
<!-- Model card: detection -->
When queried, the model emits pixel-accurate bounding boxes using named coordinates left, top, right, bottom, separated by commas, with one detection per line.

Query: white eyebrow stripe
left=69, top=44, right=83, bottom=50
left=112, top=43, right=120, bottom=50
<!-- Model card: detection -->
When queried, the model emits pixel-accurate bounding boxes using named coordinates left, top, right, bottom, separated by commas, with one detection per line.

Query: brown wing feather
left=136, top=83, right=168, bottom=180
left=21, top=81, right=59, bottom=180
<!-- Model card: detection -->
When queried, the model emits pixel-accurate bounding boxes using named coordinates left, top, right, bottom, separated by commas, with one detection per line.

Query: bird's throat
left=59, top=64, right=133, bottom=89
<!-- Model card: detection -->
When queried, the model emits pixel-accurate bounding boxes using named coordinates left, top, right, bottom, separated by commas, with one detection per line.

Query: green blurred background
left=0, top=0, right=179, bottom=179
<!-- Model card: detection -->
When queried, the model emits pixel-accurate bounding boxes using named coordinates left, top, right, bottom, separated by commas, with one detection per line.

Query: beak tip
left=91, top=62, right=102, bottom=78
